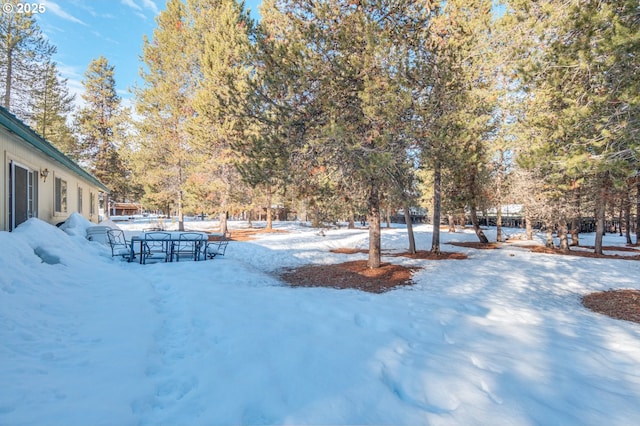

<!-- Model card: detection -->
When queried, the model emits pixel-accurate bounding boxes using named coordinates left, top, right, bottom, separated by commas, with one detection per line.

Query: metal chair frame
left=142, top=232, right=172, bottom=264
left=171, top=232, right=205, bottom=262
left=203, top=234, right=230, bottom=260
left=106, top=229, right=133, bottom=261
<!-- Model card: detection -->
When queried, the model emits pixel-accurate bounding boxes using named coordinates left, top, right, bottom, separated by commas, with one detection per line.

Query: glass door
left=9, top=161, right=37, bottom=230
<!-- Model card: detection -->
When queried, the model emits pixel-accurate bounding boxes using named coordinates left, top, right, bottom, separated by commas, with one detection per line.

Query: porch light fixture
left=40, top=168, right=49, bottom=182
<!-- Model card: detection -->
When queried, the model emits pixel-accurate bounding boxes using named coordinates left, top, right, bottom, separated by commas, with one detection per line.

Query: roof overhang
left=0, top=106, right=110, bottom=193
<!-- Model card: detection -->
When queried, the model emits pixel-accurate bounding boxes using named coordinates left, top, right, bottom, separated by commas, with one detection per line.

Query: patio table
left=130, top=231, right=210, bottom=264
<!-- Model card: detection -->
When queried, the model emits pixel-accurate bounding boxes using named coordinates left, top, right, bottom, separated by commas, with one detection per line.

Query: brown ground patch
left=529, top=245, right=640, bottom=260
left=329, top=248, right=395, bottom=255
left=395, top=250, right=468, bottom=260
left=448, top=241, right=500, bottom=250
left=221, top=228, right=288, bottom=242
left=329, top=248, right=468, bottom=260
left=582, top=289, right=640, bottom=324
left=330, top=248, right=368, bottom=254
left=581, top=245, right=640, bottom=252
left=280, top=260, right=420, bottom=293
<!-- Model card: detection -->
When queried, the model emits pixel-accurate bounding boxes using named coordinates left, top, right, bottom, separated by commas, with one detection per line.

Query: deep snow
left=1, top=214, right=639, bottom=425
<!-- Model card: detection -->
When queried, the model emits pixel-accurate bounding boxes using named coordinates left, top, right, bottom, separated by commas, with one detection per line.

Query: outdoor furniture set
left=105, top=229, right=230, bottom=264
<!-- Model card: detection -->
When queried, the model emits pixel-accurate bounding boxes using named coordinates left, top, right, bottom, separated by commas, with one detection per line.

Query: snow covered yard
left=1, top=216, right=640, bottom=425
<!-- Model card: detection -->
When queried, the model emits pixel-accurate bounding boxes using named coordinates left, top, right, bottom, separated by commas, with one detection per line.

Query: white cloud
left=44, top=1, right=88, bottom=26
left=121, top=0, right=142, bottom=11
left=121, top=0, right=159, bottom=15
left=56, top=62, right=82, bottom=81
left=141, top=0, right=159, bottom=14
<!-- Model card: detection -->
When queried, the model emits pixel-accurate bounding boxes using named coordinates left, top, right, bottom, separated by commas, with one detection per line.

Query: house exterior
left=0, top=106, right=110, bottom=231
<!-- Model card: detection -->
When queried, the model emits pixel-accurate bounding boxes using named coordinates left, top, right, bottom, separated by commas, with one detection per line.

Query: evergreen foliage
left=192, top=0, right=255, bottom=233
left=27, top=61, right=77, bottom=158
left=133, top=0, right=200, bottom=229
left=75, top=56, right=130, bottom=202
left=34, top=0, right=634, bottom=264
left=408, top=0, right=496, bottom=252
left=508, top=0, right=640, bottom=253
left=0, top=1, right=56, bottom=118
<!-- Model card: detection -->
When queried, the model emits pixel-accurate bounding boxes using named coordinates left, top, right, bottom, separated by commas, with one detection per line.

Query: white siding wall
left=1, top=126, right=102, bottom=231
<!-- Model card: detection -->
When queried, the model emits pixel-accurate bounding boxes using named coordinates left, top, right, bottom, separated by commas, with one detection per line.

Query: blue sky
left=36, top=0, right=262, bottom=108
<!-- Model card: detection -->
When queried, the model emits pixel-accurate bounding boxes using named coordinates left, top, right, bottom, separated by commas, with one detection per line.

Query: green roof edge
left=0, top=106, right=110, bottom=194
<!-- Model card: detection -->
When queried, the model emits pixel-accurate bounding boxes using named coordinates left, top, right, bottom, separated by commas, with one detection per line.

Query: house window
left=55, top=177, right=67, bottom=213
left=78, top=187, right=83, bottom=214
left=90, top=192, right=96, bottom=216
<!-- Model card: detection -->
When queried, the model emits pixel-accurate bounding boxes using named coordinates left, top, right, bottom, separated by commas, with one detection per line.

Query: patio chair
left=142, top=232, right=172, bottom=264
left=106, top=229, right=134, bottom=261
left=203, top=233, right=230, bottom=260
left=171, top=232, right=205, bottom=262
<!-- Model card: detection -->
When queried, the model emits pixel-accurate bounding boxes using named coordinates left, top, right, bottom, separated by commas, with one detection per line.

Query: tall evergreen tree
left=257, top=0, right=430, bottom=268
left=234, top=0, right=310, bottom=230
left=509, top=0, right=640, bottom=254
left=410, top=0, right=496, bottom=252
left=75, top=56, right=129, bottom=202
left=0, top=1, right=55, bottom=118
left=191, top=0, right=254, bottom=234
left=27, top=60, right=77, bottom=158
left=134, top=0, right=201, bottom=230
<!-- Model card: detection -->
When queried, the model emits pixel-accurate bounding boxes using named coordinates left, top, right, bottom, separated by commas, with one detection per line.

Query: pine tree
left=134, top=0, right=201, bottom=230
left=27, top=60, right=77, bottom=158
left=0, top=1, right=55, bottom=118
left=509, top=0, right=640, bottom=254
left=410, top=0, right=496, bottom=252
left=75, top=56, right=129, bottom=201
left=191, top=0, right=254, bottom=234
left=259, top=0, right=430, bottom=268
left=233, top=0, right=311, bottom=230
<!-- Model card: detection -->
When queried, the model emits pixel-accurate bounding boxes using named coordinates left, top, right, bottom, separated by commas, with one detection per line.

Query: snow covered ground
left=1, top=215, right=639, bottom=425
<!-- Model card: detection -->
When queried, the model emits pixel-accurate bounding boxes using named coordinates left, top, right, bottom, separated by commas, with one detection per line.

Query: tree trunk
left=404, top=205, right=416, bottom=255
left=495, top=149, right=504, bottom=243
left=525, top=206, right=533, bottom=240
left=4, top=46, right=13, bottom=108
left=311, top=207, right=321, bottom=228
left=570, top=217, right=580, bottom=246
left=469, top=207, right=489, bottom=243
left=247, top=210, right=253, bottom=228
left=385, top=206, right=392, bottom=229
left=545, top=225, right=555, bottom=249
left=594, top=184, right=607, bottom=255
left=636, top=181, right=640, bottom=245
left=431, top=164, right=442, bottom=254
left=367, top=185, right=381, bottom=269
left=448, top=214, right=456, bottom=232
left=496, top=205, right=503, bottom=242
left=220, top=174, right=230, bottom=234
left=618, top=195, right=624, bottom=236
left=266, top=188, right=273, bottom=230
left=177, top=190, right=185, bottom=232
left=219, top=211, right=228, bottom=235
left=624, top=190, right=632, bottom=245
left=348, top=206, right=355, bottom=229
left=558, top=220, right=570, bottom=252
left=570, top=185, right=582, bottom=246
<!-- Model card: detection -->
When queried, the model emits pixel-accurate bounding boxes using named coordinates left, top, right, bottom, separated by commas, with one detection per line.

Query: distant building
left=0, top=106, right=110, bottom=231
left=480, top=204, right=524, bottom=227
left=109, top=202, right=142, bottom=217
left=392, top=207, right=428, bottom=224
